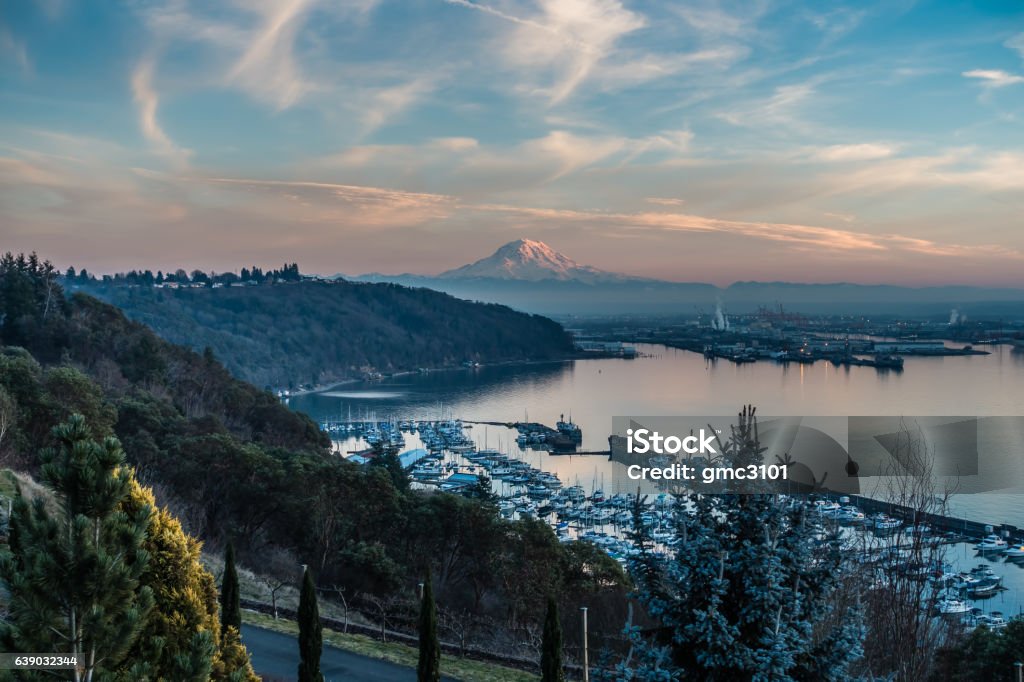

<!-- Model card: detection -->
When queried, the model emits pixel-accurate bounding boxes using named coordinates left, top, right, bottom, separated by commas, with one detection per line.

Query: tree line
left=64, top=262, right=302, bottom=287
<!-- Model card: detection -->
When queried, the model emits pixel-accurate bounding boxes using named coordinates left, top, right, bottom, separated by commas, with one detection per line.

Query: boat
left=937, top=597, right=971, bottom=615
left=527, top=484, right=551, bottom=498
left=872, top=514, right=901, bottom=531
left=1003, top=542, right=1024, bottom=558
left=812, top=499, right=840, bottom=514
left=974, top=535, right=1008, bottom=553
left=564, top=485, right=586, bottom=501
left=556, top=414, right=583, bottom=442
left=836, top=506, right=866, bottom=523
left=537, top=473, right=563, bottom=489
left=873, top=353, right=904, bottom=369
left=966, top=578, right=1003, bottom=597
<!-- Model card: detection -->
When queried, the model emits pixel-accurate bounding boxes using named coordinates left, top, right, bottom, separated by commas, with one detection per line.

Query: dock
left=822, top=492, right=1021, bottom=541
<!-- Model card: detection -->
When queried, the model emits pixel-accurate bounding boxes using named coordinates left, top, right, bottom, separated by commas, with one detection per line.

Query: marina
left=294, top=342, right=1024, bottom=621
left=320, top=416, right=1024, bottom=623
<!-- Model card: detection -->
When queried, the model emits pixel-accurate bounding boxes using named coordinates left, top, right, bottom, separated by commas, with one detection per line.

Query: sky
left=1, top=0, right=1023, bottom=286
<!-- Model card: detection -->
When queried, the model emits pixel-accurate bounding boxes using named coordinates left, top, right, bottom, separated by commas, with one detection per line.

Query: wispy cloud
left=672, top=2, right=765, bottom=38
left=447, top=0, right=646, bottom=103
left=131, top=58, right=191, bottom=168
left=227, top=0, right=319, bottom=109
left=1005, top=32, right=1024, bottom=60
left=646, top=197, right=687, bottom=207
left=360, top=77, right=438, bottom=135
left=820, top=149, right=1024, bottom=193
left=309, top=127, right=695, bottom=185
left=823, top=211, right=856, bottom=223
left=962, top=69, right=1024, bottom=88
left=718, top=82, right=817, bottom=128
left=202, top=176, right=456, bottom=227
left=805, top=7, right=866, bottom=41
left=474, top=202, right=1023, bottom=261
left=813, top=143, right=895, bottom=162
left=0, top=25, right=30, bottom=72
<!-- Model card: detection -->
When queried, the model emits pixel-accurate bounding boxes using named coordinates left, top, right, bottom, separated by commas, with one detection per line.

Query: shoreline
left=277, top=353, right=587, bottom=398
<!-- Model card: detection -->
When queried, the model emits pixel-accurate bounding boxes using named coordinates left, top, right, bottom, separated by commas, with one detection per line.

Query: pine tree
left=298, top=566, right=324, bottom=682
left=418, top=573, right=441, bottom=682
left=541, top=596, right=564, bottom=682
left=0, top=414, right=155, bottom=679
left=221, top=542, right=241, bottom=633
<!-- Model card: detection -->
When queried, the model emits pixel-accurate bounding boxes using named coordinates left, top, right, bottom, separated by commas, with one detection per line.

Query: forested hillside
left=79, top=278, right=575, bottom=387
left=0, top=253, right=628, bottom=672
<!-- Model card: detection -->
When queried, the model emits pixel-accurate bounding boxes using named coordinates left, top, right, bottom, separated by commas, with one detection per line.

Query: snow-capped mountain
left=438, top=239, right=630, bottom=283
left=351, top=239, right=1024, bottom=316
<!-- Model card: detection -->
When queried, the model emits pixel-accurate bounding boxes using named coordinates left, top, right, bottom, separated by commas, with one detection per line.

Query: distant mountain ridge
left=349, top=239, right=1024, bottom=316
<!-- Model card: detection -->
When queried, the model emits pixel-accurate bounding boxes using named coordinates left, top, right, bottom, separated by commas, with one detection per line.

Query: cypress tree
left=417, top=573, right=441, bottom=682
left=541, top=596, right=564, bottom=682
left=221, top=541, right=241, bottom=633
left=0, top=414, right=155, bottom=679
left=298, top=566, right=324, bottom=682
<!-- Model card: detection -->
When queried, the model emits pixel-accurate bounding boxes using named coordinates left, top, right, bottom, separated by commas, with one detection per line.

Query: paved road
left=241, top=624, right=456, bottom=682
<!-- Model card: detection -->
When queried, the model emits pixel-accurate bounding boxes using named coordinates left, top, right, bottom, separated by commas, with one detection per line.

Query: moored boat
left=974, top=535, right=1008, bottom=553
left=872, top=513, right=901, bottom=531
left=1003, top=542, right=1024, bottom=558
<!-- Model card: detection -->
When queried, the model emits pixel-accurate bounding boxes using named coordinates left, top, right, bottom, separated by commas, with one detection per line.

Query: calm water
left=290, top=343, right=1024, bottom=616
left=291, top=343, right=1024, bottom=521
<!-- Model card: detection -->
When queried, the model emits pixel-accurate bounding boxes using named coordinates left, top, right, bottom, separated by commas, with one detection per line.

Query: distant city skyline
left=2, top=1, right=1024, bottom=286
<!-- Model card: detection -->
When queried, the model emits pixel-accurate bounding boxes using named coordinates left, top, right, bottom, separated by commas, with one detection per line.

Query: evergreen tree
left=541, top=596, right=565, bottom=682
left=170, top=630, right=216, bottom=682
left=614, top=406, right=864, bottom=681
left=221, top=542, right=242, bottom=633
left=0, top=414, right=155, bottom=679
left=418, top=573, right=441, bottom=682
left=298, top=566, right=324, bottom=682
left=124, top=482, right=258, bottom=681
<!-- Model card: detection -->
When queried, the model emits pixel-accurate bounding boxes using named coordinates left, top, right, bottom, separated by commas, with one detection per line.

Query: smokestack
left=949, top=308, right=959, bottom=325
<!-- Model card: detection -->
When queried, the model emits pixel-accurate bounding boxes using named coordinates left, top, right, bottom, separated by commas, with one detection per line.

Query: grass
left=242, top=610, right=538, bottom=682
left=201, top=553, right=374, bottom=627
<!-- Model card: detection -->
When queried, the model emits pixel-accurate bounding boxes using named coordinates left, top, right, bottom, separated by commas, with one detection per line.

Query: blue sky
left=1, top=0, right=1023, bottom=285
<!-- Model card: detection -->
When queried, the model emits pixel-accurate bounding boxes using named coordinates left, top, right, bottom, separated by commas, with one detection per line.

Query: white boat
left=872, top=514, right=901, bottom=531
left=937, top=597, right=971, bottom=615
left=974, top=535, right=1008, bottom=553
left=1003, top=542, right=1024, bottom=558
left=836, top=506, right=866, bottom=523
